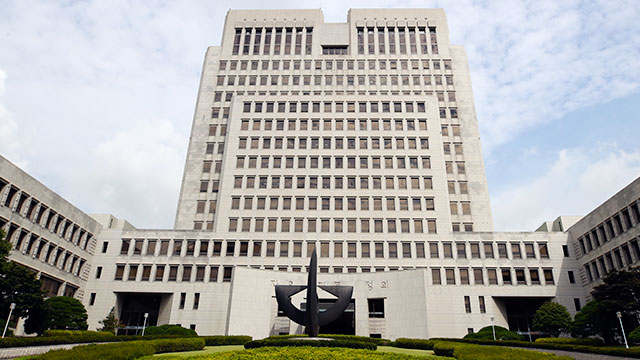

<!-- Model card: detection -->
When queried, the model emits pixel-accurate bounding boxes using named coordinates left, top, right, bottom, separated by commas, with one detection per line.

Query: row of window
left=228, top=217, right=441, bottom=234
left=232, top=27, right=313, bottom=56
left=111, top=262, right=555, bottom=288
left=238, top=136, right=433, bottom=151
left=577, top=199, right=640, bottom=256
left=583, top=236, right=640, bottom=283
left=234, top=155, right=439, bottom=171
left=229, top=175, right=437, bottom=191
left=239, top=118, right=433, bottom=132
left=237, top=120, right=462, bottom=136
left=356, top=26, right=439, bottom=55
left=0, top=220, right=87, bottom=278
left=228, top=196, right=443, bottom=212
left=243, top=100, right=433, bottom=114
left=119, top=238, right=550, bottom=260
left=113, top=264, right=233, bottom=282
left=220, top=58, right=450, bottom=73
left=0, top=179, right=94, bottom=251
left=220, top=73, right=454, bottom=88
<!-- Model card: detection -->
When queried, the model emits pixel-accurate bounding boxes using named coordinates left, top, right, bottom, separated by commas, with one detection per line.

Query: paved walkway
left=0, top=342, right=95, bottom=359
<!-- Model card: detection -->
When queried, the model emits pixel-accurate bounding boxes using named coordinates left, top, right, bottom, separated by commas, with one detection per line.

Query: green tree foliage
left=570, top=300, right=617, bottom=344
left=463, top=325, right=521, bottom=340
left=98, top=307, right=124, bottom=334
left=570, top=268, right=640, bottom=344
left=532, top=302, right=572, bottom=337
left=0, top=229, right=46, bottom=323
left=143, top=324, right=197, bottom=336
left=23, top=301, right=50, bottom=335
left=45, top=296, right=88, bottom=330
left=629, top=326, right=640, bottom=345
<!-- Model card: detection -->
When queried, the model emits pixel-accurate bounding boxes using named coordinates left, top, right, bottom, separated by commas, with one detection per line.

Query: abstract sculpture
left=275, top=249, right=353, bottom=337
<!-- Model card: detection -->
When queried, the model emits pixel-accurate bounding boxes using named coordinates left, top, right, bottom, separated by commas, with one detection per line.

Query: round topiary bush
left=463, top=325, right=521, bottom=341
left=629, top=326, right=640, bottom=345
left=143, top=324, right=197, bottom=336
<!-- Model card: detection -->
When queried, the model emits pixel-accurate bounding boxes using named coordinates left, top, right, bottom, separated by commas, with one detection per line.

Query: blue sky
left=0, top=0, right=639, bottom=231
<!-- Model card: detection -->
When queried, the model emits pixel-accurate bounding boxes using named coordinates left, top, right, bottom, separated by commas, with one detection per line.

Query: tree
left=98, top=307, right=123, bottom=334
left=570, top=268, right=640, bottom=344
left=532, top=302, right=572, bottom=337
left=0, top=230, right=46, bottom=321
left=45, top=296, right=88, bottom=330
left=570, top=300, right=618, bottom=344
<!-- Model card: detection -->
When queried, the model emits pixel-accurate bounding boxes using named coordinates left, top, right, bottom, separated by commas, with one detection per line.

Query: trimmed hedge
left=200, top=346, right=437, bottom=359
left=32, top=337, right=204, bottom=360
left=144, top=324, right=197, bottom=336
left=43, top=330, right=114, bottom=337
left=433, top=341, right=572, bottom=360
left=318, top=334, right=390, bottom=345
left=463, top=325, right=522, bottom=340
left=244, top=338, right=377, bottom=350
left=435, top=338, right=640, bottom=358
left=202, top=335, right=252, bottom=346
left=535, top=337, right=604, bottom=346
left=0, top=333, right=189, bottom=348
left=392, top=338, right=437, bottom=350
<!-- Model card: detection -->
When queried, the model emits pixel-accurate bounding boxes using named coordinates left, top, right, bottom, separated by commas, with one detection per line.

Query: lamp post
left=2, top=303, right=15, bottom=338
left=141, top=313, right=149, bottom=336
left=490, top=316, right=496, bottom=340
left=617, top=311, right=629, bottom=349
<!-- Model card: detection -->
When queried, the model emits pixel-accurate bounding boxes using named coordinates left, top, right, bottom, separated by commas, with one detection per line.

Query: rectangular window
left=479, top=296, right=486, bottom=313
left=432, top=268, right=441, bottom=285
left=464, top=296, right=471, bottom=313
left=179, top=292, right=186, bottom=309
left=193, top=293, right=200, bottom=310
left=368, top=298, right=385, bottom=318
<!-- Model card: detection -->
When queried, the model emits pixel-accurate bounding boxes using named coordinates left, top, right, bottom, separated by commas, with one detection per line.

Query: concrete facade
left=0, top=8, right=638, bottom=340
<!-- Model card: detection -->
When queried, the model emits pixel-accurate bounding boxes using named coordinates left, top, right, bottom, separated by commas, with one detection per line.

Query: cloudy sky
left=1, top=0, right=639, bottom=231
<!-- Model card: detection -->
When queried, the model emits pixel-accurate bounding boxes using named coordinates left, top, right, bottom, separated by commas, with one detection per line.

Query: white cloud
left=0, top=1, right=639, bottom=229
left=0, top=69, right=28, bottom=169
left=492, top=145, right=640, bottom=231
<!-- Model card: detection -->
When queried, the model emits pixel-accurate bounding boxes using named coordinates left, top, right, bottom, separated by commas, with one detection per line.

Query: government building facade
left=1, top=8, right=639, bottom=340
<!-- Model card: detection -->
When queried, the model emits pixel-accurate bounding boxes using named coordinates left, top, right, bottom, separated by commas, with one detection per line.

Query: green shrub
left=432, top=338, right=640, bottom=358
left=392, top=338, right=437, bottom=350
left=199, top=346, right=437, bottom=359
left=33, top=337, right=204, bottom=360
left=244, top=338, right=377, bottom=350
left=43, top=329, right=114, bottom=337
left=202, top=335, right=252, bottom=346
left=318, top=334, right=390, bottom=345
left=0, top=333, right=190, bottom=348
left=151, top=337, right=205, bottom=354
left=630, top=326, right=640, bottom=345
left=433, top=341, right=573, bottom=360
left=144, top=324, right=197, bottom=336
left=463, top=325, right=522, bottom=340
left=535, top=337, right=604, bottom=346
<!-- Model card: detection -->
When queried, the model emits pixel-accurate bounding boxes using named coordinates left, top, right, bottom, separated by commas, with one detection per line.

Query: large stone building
left=1, top=8, right=639, bottom=340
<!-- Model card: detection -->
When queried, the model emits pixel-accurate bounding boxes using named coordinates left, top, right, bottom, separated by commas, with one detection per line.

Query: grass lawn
left=145, top=345, right=446, bottom=359
left=143, top=345, right=244, bottom=359
left=377, top=345, right=437, bottom=357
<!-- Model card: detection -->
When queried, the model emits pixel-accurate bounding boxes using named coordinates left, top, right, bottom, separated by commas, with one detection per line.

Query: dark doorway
left=498, top=297, right=549, bottom=338
left=318, top=299, right=355, bottom=335
left=117, top=293, right=162, bottom=335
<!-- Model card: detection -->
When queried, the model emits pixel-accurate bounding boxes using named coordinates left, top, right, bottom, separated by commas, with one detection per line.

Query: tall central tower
left=174, top=9, right=493, bottom=241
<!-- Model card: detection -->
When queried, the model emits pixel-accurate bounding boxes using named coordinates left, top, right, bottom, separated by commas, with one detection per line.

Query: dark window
left=179, top=293, right=186, bottom=309
left=568, top=271, right=575, bottom=284
left=562, top=245, right=569, bottom=257
left=89, top=293, right=96, bottom=306
left=368, top=298, right=384, bottom=318
left=102, top=242, right=108, bottom=253
left=464, top=296, right=471, bottom=313
left=95, top=266, right=102, bottom=279
left=223, top=266, right=233, bottom=282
